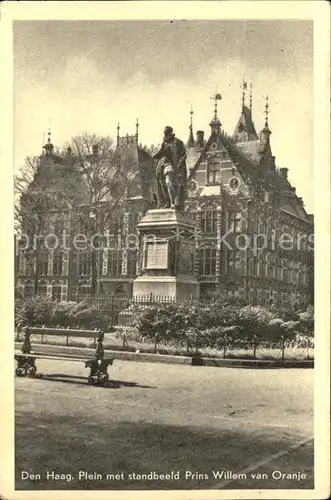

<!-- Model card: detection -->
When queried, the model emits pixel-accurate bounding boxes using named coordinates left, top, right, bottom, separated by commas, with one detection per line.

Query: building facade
left=16, top=89, right=314, bottom=311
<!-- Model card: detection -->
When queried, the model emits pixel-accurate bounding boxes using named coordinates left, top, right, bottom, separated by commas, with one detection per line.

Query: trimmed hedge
left=129, top=301, right=314, bottom=349
left=15, top=297, right=111, bottom=330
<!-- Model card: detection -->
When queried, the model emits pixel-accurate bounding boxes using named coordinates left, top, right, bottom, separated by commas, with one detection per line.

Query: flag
left=243, top=81, right=248, bottom=90
left=215, top=93, right=222, bottom=100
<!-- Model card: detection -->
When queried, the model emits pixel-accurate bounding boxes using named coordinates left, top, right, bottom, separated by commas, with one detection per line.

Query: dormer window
left=207, top=161, right=220, bottom=184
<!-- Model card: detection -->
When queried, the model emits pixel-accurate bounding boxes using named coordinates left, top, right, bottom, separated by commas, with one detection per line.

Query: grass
left=17, top=332, right=314, bottom=361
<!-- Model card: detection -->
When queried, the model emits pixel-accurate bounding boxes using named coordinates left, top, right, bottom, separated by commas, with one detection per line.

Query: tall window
left=207, top=162, right=220, bottom=184
left=199, top=248, right=217, bottom=276
left=227, top=212, right=242, bottom=233
left=77, top=281, right=91, bottom=300
left=52, top=282, right=62, bottom=301
left=37, top=280, right=47, bottom=297
left=37, top=253, right=48, bottom=276
left=200, top=210, right=217, bottom=233
left=262, top=254, right=269, bottom=278
left=54, top=216, right=66, bottom=235
left=108, top=249, right=122, bottom=276
left=25, top=252, right=35, bottom=276
left=78, top=252, right=91, bottom=276
left=24, top=280, right=34, bottom=298
left=53, top=253, right=63, bottom=276
left=227, top=250, right=241, bottom=275
left=127, top=249, right=137, bottom=276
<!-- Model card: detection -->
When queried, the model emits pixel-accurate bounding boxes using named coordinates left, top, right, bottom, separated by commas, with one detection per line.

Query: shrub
left=237, top=305, right=277, bottom=340
left=267, top=318, right=287, bottom=341
left=15, top=296, right=54, bottom=326
left=297, top=305, right=314, bottom=336
left=130, top=303, right=187, bottom=345
left=68, top=301, right=110, bottom=330
left=51, top=301, right=75, bottom=328
left=15, top=297, right=111, bottom=330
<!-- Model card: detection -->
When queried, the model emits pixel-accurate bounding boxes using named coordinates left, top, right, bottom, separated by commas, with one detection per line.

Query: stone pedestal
left=133, top=209, right=200, bottom=299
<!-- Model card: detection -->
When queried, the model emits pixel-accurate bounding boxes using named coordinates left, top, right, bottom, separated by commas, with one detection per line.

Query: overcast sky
left=14, top=20, right=313, bottom=211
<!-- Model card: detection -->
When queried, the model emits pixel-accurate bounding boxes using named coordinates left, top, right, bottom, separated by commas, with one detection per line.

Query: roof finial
left=48, top=118, right=52, bottom=144
left=209, top=91, right=222, bottom=133
left=136, top=118, right=139, bottom=141
left=42, top=118, right=54, bottom=156
left=241, top=76, right=247, bottom=111
left=264, top=95, right=269, bottom=127
left=210, top=91, right=222, bottom=120
left=249, top=83, right=253, bottom=115
left=187, top=103, right=195, bottom=148
left=116, top=122, right=120, bottom=147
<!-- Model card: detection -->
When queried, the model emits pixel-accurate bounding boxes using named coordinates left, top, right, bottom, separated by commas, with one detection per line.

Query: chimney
left=92, top=144, right=98, bottom=156
left=279, top=167, right=288, bottom=180
left=196, top=130, right=204, bottom=149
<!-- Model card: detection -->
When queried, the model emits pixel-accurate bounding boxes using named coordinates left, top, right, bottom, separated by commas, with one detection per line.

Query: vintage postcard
left=0, top=1, right=330, bottom=500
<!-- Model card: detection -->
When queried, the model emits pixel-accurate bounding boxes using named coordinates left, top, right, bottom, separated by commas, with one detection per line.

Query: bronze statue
left=153, top=126, right=187, bottom=210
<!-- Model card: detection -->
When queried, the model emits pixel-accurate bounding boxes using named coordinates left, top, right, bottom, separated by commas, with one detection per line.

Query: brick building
left=16, top=89, right=314, bottom=311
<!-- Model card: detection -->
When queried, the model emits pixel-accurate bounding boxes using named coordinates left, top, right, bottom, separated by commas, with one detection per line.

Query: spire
left=187, top=104, right=195, bottom=148
left=241, top=77, right=248, bottom=111
left=209, top=91, right=222, bottom=134
left=264, top=95, right=270, bottom=128
left=116, top=122, right=120, bottom=147
left=47, top=118, right=51, bottom=144
left=232, top=81, right=258, bottom=142
left=135, top=118, right=139, bottom=142
left=43, top=118, right=54, bottom=156
left=259, top=95, right=272, bottom=152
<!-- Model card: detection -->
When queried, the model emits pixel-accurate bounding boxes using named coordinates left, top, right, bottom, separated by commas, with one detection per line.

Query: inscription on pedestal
left=145, top=240, right=168, bottom=270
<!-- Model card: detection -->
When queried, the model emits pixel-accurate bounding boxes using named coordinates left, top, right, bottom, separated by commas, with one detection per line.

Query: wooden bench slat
left=15, top=353, right=114, bottom=362
left=27, top=329, right=101, bottom=338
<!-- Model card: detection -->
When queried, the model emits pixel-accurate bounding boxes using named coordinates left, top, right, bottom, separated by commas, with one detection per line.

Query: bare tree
left=66, top=133, right=139, bottom=296
left=15, top=134, right=149, bottom=299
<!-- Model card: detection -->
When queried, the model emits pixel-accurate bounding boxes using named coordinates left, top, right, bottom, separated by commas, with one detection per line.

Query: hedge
left=15, top=297, right=111, bottom=330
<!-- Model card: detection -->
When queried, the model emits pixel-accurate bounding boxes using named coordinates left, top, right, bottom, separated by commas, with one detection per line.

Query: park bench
left=14, top=326, right=114, bottom=386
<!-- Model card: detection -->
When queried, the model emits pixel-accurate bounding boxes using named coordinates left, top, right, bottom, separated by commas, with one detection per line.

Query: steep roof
left=233, top=105, right=258, bottom=141
left=186, top=148, right=201, bottom=171
left=236, top=139, right=265, bottom=164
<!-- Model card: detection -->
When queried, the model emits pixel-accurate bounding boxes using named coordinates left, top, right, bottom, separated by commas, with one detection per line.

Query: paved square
left=15, top=360, right=313, bottom=490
